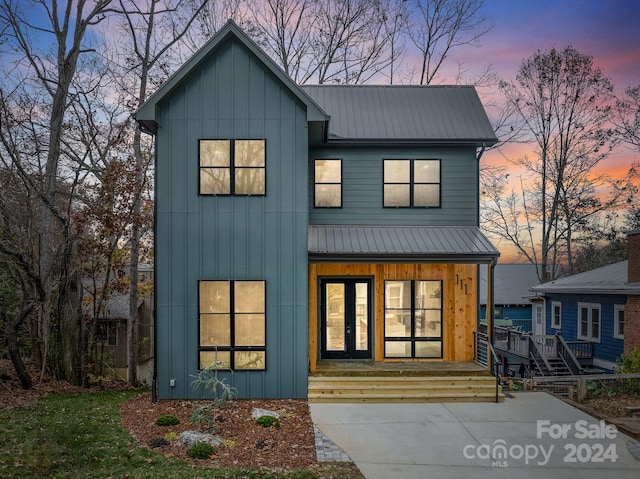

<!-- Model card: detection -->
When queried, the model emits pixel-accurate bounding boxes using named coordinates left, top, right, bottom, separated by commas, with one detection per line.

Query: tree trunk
left=4, top=306, right=34, bottom=389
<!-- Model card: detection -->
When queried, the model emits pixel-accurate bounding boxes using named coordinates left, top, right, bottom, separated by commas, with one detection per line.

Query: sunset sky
left=447, top=0, right=640, bottom=260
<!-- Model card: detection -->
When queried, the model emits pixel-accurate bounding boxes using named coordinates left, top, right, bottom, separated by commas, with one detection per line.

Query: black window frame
left=96, top=321, right=117, bottom=346
left=198, top=139, right=266, bottom=196
left=313, top=158, right=343, bottom=208
left=198, top=280, right=267, bottom=371
left=383, top=279, right=443, bottom=359
left=383, top=158, right=441, bottom=208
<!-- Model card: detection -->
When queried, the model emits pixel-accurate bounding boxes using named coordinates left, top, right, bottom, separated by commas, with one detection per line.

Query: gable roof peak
left=135, top=20, right=327, bottom=134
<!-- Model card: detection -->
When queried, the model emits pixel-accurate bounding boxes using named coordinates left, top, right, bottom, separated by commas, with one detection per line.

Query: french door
left=320, top=279, right=372, bottom=359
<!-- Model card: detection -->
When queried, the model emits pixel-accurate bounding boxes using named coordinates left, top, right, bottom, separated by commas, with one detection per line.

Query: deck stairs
left=308, top=363, right=503, bottom=403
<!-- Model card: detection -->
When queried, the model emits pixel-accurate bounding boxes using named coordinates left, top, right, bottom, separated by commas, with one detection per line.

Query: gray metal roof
left=136, top=21, right=328, bottom=134
left=479, top=264, right=542, bottom=305
left=531, top=261, right=640, bottom=295
left=301, top=85, right=498, bottom=144
left=308, top=225, right=499, bottom=263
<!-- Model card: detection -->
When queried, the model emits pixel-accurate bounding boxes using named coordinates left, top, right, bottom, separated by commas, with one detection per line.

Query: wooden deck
left=308, top=361, right=502, bottom=403
left=311, top=360, right=490, bottom=377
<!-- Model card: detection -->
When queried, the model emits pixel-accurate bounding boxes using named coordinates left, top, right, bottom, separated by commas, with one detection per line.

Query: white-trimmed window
left=578, top=303, right=600, bottom=342
left=198, top=280, right=266, bottom=370
left=614, top=304, right=624, bottom=339
left=551, top=301, right=562, bottom=329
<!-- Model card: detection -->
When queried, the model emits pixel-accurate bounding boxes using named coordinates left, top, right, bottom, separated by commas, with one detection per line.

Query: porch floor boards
left=308, top=361, right=503, bottom=403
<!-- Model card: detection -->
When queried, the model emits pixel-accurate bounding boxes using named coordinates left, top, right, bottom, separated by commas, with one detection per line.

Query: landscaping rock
left=177, top=430, right=222, bottom=448
left=251, top=407, right=280, bottom=419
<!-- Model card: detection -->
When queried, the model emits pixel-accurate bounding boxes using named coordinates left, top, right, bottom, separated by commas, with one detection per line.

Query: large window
left=384, top=280, right=442, bottom=358
left=578, top=303, right=600, bottom=342
left=614, top=305, right=624, bottom=339
left=383, top=159, right=440, bottom=207
left=199, top=139, right=265, bottom=195
left=551, top=301, right=562, bottom=329
left=314, top=159, right=342, bottom=207
left=198, top=280, right=266, bottom=370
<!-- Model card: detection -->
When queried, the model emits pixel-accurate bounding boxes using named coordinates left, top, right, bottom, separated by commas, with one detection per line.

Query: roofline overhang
left=321, top=138, right=498, bottom=147
left=529, top=287, right=640, bottom=295
left=308, top=253, right=499, bottom=264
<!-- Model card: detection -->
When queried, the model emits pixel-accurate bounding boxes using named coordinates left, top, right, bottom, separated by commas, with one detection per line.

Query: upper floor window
left=551, top=301, right=562, bottom=329
left=578, top=303, right=600, bottom=342
left=614, top=305, right=624, bottom=339
left=314, top=159, right=342, bottom=207
left=199, top=139, right=265, bottom=195
left=198, top=280, right=266, bottom=370
left=383, top=159, right=440, bottom=207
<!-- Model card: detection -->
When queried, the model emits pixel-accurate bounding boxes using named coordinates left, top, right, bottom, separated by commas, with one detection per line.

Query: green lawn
left=0, top=390, right=353, bottom=479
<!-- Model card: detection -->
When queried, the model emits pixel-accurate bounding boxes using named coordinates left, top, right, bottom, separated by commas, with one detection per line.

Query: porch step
left=308, top=376, right=504, bottom=403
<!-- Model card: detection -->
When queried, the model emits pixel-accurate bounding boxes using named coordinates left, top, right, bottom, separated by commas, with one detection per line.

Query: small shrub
left=617, top=348, right=640, bottom=373
left=221, top=439, right=237, bottom=449
left=191, top=363, right=237, bottom=407
left=163, top=432, right=178, bottom=441
left=155, top=414, right=180, bottom=426
left=187, top=442, right=215, bottom=459
left=279, top=412, right=295, bottom=420
left=256, top=415, right=280, bottom=428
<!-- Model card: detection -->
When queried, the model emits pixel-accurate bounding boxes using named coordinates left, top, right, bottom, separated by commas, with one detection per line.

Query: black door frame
left=319, top=278, right=373, bottom=360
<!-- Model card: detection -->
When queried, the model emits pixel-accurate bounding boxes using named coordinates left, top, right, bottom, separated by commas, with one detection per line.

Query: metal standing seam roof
left=479, top=264, right=542, bottom=305
left=531, top=260, right=640, bottom=295
left=301, top=85, right=498, bottom=144
left=308, top=225, right=499, bottom=263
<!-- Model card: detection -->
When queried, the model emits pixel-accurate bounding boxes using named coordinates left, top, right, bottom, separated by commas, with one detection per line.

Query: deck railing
left=524, top=373, right=640, bottom=400
left=473, top=330, right=503, bottom=403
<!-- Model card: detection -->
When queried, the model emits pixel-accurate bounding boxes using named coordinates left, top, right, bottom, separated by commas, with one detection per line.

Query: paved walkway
left=310, top=392, right=640, bottom=479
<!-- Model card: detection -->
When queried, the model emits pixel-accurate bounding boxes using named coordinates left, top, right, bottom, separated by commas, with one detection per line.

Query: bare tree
left=486, top=46, right=637, bottom=281
left=0, top=0, right=115, bottom=383
left=615, top=84, right=640, bottom=150
left=111, top=0, right=206, bottom=385
left=406, top=0, right=490, bottom=85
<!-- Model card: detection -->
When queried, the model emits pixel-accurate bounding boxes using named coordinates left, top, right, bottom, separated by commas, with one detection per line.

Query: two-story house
left=136, top=21, right=499, bottom=401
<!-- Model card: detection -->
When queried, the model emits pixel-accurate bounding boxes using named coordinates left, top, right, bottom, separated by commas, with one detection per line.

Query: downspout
left=151, top=132, right=158, bottom=403
left=476, top=143, right=486, bottom=228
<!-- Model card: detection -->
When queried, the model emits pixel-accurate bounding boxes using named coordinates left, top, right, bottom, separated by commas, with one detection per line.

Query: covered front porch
left=306, top=225, right=502, bottom=402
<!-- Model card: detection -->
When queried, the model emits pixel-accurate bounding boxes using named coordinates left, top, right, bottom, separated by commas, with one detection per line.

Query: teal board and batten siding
left=544, top=293, right=626, bottom=367
left=155, top=38, right=309, bottom=399
left=309, top=146, right=479, bottom=226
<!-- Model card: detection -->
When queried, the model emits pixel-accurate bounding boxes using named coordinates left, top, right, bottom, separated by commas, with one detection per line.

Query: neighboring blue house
left=530, top=260, right=638, bottom=371
left=135, top=21, right=499, bottom=400
left=479, top=264, right=541, bottom=332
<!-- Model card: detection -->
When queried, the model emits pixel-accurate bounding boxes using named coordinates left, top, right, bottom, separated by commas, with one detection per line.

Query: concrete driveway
left=310, top=392, right=640, bottom=479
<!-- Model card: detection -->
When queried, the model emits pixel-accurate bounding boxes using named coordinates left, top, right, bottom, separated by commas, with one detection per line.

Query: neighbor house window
left=578, top=303, right=600, bottom=342
left=198, top=280, right=266, bottom=370
left=96, top=321, right=117, bottom=346
left=383, top=159, right=440, bottom=207
left=384, top=280, right=442, bottom=358
left=199, top=139, right=265, bottom=195
left=314, top=159, right=342, bottom=207
left=614, top=305, right=624, bottom=339
left=551, top=301, right=562, bottom=329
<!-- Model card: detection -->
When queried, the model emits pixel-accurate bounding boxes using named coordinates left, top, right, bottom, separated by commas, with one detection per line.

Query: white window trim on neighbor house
left=578, top=302, right=601, bottom=343
left=551, top=301, right=562, bottom=329
left=614, top=304, right=624, bottom=340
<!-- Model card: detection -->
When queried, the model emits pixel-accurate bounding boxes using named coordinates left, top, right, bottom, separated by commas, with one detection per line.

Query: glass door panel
left=321, top=279, right=372, bottom=359
left=325, top=283, right=345, bottom=351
